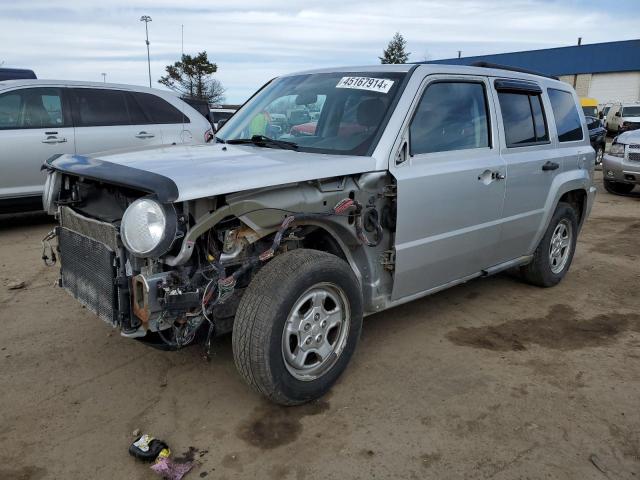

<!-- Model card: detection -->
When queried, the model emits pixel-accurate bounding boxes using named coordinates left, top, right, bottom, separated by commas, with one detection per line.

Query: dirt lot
left=1, top=171, right=639, bottom=480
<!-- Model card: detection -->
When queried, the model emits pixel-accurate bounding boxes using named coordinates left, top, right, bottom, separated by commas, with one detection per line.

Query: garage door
left=588, top=72, right=640, bottom=104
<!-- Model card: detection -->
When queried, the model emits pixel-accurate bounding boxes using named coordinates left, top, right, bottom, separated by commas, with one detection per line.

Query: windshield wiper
left=226, top=135, right=299, bottom=151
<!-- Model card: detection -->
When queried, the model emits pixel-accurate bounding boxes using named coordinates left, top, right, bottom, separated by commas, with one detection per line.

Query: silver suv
left=0, top=80, right=212, bottom=212
left=42, top=64, right=596, bottom=405
left=602, top=129, right=640, bottom=194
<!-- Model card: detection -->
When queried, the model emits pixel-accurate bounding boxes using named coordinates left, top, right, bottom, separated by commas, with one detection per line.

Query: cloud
left=0, top=0, right=636, bottom=102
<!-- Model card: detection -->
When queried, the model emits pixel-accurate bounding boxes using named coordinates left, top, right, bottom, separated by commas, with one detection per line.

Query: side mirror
left=615, top=111, right=621, bottom=117
left=598, top=112, right=603, bottom=119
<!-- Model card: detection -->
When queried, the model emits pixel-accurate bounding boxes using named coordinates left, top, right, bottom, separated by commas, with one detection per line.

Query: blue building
left=424, top=39, right=640, bottom=103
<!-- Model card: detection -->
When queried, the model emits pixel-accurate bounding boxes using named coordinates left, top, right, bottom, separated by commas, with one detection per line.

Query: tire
left=232, top=249, right=363, bottom=405
left=595, top=145, right=604, bottom=165
left=520, top=202, right=578, bottom=288
left=603, top=179, right=635, bottom=195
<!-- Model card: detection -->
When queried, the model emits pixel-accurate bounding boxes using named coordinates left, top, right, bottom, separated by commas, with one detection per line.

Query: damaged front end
left=42, top=160, right=390, bottom=353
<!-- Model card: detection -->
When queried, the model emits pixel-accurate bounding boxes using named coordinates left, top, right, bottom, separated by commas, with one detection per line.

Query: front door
left=0, top=86, right=75, bottom=199
left=391, top=76, right=506, bottom=301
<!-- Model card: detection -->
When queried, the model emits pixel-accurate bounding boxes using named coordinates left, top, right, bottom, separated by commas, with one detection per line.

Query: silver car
left=42, top=64, right=595, bottom=405
left=0, top=80, right=213, bottom=212
left=602, top=129, right=640, bottom=194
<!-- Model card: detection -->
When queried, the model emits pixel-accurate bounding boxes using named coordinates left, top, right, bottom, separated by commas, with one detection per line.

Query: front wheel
left=603, top=179, right=635, bottom=195
left=232, top=249, right=363, bottom=405
left=520, top=202, right=578, bottom=287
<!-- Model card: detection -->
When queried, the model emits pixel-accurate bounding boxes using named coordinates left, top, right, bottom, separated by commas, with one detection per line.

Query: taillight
left=205, top=128, right=214, bottom=143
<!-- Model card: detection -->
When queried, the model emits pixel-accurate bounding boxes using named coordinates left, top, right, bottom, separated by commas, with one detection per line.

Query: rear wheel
left=232, top=249, right=363, bottom=405
left=603, top=179, right=635, bottom=195
left=520, top=202, right=578, bottom=287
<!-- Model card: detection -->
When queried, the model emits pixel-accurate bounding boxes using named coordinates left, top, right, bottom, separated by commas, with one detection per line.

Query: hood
left=616, top=129, right=640, bottom=144
left=48, top=143, right=379, bottom=202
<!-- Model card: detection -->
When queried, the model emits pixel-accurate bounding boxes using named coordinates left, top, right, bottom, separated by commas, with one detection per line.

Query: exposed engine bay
left=42, top=168, right=397, bottom=353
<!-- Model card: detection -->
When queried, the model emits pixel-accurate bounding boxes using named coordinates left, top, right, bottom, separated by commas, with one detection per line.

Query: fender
left=527, top=168, right=594, bottom=254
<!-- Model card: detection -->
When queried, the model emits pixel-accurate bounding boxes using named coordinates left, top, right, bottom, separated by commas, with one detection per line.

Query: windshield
left=582, top=106, right=597, bottom=117
left=217, top=71, right=406, bottom=155
left=622, top=106, right=640, bottom=117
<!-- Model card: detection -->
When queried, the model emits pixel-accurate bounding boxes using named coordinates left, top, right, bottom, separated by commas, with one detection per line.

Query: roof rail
left=471, top=61, right=559, bottom=81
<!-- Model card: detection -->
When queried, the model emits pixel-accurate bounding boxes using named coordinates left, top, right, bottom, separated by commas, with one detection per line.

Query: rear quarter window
left=547, top=89, right=583, bottom=142
left=132, top=92, right=190, bottom=124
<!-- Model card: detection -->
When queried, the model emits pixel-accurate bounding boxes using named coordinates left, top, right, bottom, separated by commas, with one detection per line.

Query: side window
left=0, top=88, right=66, bottom=129
left=497, top=91, right=549, bottom=147
left=125, top=92, right=148, bottom=125
left=73, top=88, right=130, bottom=127
left=547, top=89, right=583, bottom=142
left=132, top=92, right=189, bottom=124
left=410, top=82, right=490, bottom=155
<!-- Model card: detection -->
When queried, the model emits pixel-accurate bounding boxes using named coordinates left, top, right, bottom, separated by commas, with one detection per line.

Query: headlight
left=121, top=198, right=177, bottom=257
left=42, top=171, right=61, bottom=215
left=609, top=142, right=625, bottom=157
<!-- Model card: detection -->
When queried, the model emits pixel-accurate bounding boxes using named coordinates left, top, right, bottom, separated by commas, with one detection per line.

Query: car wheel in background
left=595, top=146, right=604, bottom=165
left=603, top=179, right=635, bottom=195
left=520, top=202, right=578, bottom=288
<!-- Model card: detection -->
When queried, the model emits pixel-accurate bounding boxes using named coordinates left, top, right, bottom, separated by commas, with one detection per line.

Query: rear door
left=391, top=75, right=506, bottom=300
left=131, top=91, right=194, bottom=144
left=0, top=86, right=74, bottom=199
left=492, top=80, right=570, bottom=263
left=70, top=88, right=164, bottom=154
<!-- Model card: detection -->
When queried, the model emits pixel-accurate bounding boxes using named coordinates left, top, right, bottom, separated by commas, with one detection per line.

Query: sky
left=1, top=0, right=638, bottom=103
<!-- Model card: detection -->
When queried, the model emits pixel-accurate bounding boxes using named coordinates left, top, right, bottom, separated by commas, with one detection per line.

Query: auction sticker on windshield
left=336, top=77, right=395, bottom=93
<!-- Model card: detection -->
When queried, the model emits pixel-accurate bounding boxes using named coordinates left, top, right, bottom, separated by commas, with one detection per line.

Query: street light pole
left=101, top=73, right=106, bottom=83
left=140, top=15, right=152, bottom=88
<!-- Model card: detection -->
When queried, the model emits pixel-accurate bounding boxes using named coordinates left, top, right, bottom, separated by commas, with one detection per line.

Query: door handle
left=542, top=161, right=559, bottom=171
left=42, top=136, right=67, bottom=144
left=492, top=171, right=506, bottom=180
left=135, top=131, right=155, bottom=139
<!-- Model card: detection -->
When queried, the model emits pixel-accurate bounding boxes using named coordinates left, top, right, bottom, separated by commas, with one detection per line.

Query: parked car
left=606, top=102, right=640, bottom=134
left=42, top=64, right=595, bottom=405
left=209, top=107, right=236, bottom=130
left=599, top=103, right=613, bottom=130
left=580, top=97, right=598, bottom=118
left=181, top=96, right=214, bottom=128
left=0, top=68, right=37, bottom=81
left=585, top=116, right=606, bottom=165
left=602, top=129, right=640, bottom=195
left=0, top=80, right=213, bottom=212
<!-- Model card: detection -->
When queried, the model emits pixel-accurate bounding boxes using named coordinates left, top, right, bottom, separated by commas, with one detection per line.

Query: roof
left=0, top=79, right=177, bottom=96
left=422, top=39, right=640, bottom=76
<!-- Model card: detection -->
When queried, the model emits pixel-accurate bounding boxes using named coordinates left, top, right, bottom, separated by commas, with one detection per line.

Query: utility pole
left=140, top=15, right=152, bottom=88
left=458, top=50, right=462, bottom=59
left=101, top=73, right=106, bottom=83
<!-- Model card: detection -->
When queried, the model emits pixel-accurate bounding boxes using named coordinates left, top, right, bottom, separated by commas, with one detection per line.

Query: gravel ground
left=0, top=171, right=638, bottom=480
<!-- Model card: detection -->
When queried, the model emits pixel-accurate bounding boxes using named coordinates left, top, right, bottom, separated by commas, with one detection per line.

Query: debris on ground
left=129, top=434, right=195, bottom=480
left=132, top=428, right=141, bottom=437
left=151, top=448, right=194, bottom=480
left=129, top=434, right=168, bottom=462
left=589, top=454, right=608, bottom=475
left=6, top=280, right=25, bottom=290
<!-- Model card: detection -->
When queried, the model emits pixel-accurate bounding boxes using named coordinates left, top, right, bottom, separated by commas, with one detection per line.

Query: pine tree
left=159, top=51, right=226, bottom=103
left=379, top=32, right=410, bottom=64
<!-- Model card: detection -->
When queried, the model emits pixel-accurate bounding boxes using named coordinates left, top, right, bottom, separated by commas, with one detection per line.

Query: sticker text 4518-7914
left=336, top=77, right=395, bottom=94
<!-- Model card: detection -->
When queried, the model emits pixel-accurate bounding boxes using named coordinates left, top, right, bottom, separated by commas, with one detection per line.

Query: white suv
left=0, top=80, right=212, bottom=212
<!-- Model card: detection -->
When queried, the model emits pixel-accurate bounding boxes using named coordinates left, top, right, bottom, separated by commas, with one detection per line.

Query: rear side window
left=547, top=89, right=583, bottom=142
left=410, top=82, right=490, bottom=155
left=0, top=87, right=67, bottom=129
left=132, top=92, right=189, bottom=124
left=73, top=88, right=130, bottom=126
left=497, top=92, right=549, bottom=147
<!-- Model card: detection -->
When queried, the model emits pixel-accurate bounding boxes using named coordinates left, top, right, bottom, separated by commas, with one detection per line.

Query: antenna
left=181, top=24, right=184, bottom=57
